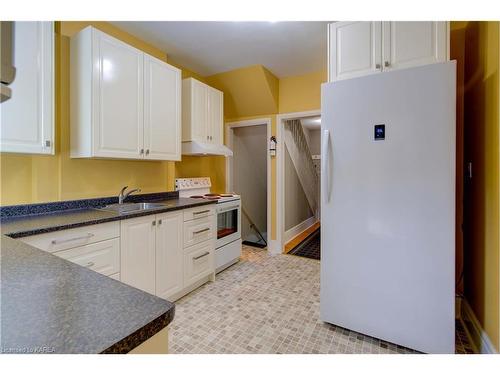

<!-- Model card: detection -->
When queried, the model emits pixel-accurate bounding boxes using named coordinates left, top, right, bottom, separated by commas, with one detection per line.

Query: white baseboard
left=268, top=240, right=281, bottom=255
left=284, top=216, right=318, bottom=243
left=461, top=298, right=498, bottom=354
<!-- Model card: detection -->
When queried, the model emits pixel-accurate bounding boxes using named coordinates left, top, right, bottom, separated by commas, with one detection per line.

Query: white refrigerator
left=320, top=62, right=456, bottom=354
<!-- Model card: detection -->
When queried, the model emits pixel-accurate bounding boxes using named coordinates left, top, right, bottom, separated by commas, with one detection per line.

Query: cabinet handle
left=140, top=149, right=144, bottom=154
left=85, top=261, right=95, bottom=268
left=384, top=61, right=390, bottom=68
left=376, top=63, right=381, bottom=69
left=193, top=227, right=210, bottom=235
left=158, top=219, right=162, bottom=225
left=193, top=251, right=210, bottom=260
left=207, top=135, right=209, bottom=140
left=146, top=149, right=150, bottom=155
left=193, top=209, right=210, bottom=215
left=51, top=233, right=94, bottom=245
left=152, top=220, right=156, bottom=226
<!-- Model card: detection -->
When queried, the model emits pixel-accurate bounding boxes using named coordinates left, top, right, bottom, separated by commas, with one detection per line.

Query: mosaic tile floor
left=169, top=245, right=474, bottom=354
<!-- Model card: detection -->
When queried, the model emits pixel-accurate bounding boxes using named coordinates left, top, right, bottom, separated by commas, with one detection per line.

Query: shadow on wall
left=462, top=21, right=499, bottom=350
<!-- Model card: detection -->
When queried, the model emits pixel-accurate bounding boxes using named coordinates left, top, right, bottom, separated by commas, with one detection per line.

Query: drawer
left=184, top=240, right=214, bottom=286
left=183, top=215, right=215, bottom=248
left=20, top=221, right=119, bottom=253
left=55, top=238, right=120, bottom=277
left=183, top=205, right=215, bottom=222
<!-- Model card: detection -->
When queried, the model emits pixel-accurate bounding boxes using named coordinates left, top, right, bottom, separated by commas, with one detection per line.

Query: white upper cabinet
left=328, top=21, right=449, bottom=82
left=70, top=26, right=181, bottom=160
left=144, top=54, right=181, bottom=161
left=329, top=21, right=382, bottom=81
left=382, top=22, right=448, bottom=72
left=182, top=78, right=224, bottom=144
left=208, top=88, right=223, bottom=145
left=0, top=21, right=54, bottom=154
left=92, top=30, right=144, bottom=158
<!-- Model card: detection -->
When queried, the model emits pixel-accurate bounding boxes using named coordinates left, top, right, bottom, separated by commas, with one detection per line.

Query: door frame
left=276, top=109, right=321, bottom=255
left=225, top=118, right=272, bottom=250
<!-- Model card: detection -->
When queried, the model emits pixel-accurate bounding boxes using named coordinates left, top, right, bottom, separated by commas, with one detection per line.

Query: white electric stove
left=175, top=177, right=242, bottom=273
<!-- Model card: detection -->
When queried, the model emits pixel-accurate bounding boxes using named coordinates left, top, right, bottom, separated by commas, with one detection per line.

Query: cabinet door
left=191, top=79, right=209, bottom=142
left=383, top=22, right=448, bottom=71
left=208, top=88, right=223, bottom=145
left=184, top=240, right=214, bottom=286
left=92, top=30, right=144, bottom=158
left=329, top=22, right=382, bottom=82
left=120, top=215, right=156, bottom=294
left=144, top=55, right=181, bottom=161
left=155, top=211, right=184, bottom=300
left=1, top=21, right=54, bottom=154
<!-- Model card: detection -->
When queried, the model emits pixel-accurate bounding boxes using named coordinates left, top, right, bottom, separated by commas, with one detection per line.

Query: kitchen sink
left=98, top=202, right=172, bottom=214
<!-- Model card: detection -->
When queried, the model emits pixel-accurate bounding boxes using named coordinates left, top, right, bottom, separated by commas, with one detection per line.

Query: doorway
left=276, top=110, right=321, bottom=257
left=226, top=118, right=272, bottom=249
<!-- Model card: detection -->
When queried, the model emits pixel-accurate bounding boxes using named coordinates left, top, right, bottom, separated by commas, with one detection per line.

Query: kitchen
left=1, top=2, right=500, bottom=372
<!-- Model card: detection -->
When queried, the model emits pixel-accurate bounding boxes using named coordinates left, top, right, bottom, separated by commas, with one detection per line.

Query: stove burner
left=190, top=195, right=204, bottom=199
left=220, top=194, right=233, bottom=197
left=204, top=193, right=220, bottom=197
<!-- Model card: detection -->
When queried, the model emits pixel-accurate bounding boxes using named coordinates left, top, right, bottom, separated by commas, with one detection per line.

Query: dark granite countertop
left=1, top=197, right=214, bottom=238
left=0, top=193, right=216, bottom=354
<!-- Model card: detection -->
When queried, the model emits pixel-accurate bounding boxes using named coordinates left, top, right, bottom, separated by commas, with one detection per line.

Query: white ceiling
left=111, top=21, right=329, bottom=78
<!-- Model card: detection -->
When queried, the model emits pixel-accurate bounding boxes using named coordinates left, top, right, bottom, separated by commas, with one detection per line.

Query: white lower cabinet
left=120, top=209, right=216, bottom=300
left=120, top=215, right=156, bottom=295
left=155, top=211, right=184, bottom=300
left=56, top=238, right=120, bottom=277
left=20, top=207, right=216, bottom=301
left=184, top=241, right=215, bottom=286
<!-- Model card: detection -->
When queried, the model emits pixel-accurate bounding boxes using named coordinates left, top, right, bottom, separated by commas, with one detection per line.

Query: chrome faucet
left=118, top=186, right=141, bottom=204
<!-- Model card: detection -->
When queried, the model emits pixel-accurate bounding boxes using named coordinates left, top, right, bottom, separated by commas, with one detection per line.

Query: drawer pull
left=51, top=233, right=94, bottom=245
left=193, top=227, right=210, bottom=235
left=193, top=251, right=210, bottom=260
left=193, top=209, right=210, bottom=215
left=85, top=261, right=95, bottom=268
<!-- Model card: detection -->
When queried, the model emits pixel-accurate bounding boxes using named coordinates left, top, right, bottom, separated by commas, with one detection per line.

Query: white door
left=143, top=55, right=181, bottom=161
left=208, top=88, right=223, bottom=145
left=383, top=22, right=448, bottom=71
left=0, top=21, right=54, bottom=154
left=191, top=80, right=209, bottom=143
left=92, top=29, right=144, bottom=158
left=120, top=215, right=156, bottom=294
left=155, top=211, right=184, bottom=300
left=329, top=22, right=382, bottom=82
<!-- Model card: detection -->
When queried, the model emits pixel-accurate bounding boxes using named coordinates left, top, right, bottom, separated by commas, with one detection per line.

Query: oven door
left=216, top=200, right=241, bottom=248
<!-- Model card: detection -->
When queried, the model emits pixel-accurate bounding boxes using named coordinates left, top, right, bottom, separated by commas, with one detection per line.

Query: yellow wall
left=279, top=70, right=327, bottom=113
left=463, top=21, right=500, bottom=351
left=206, top=65, right=279, bottom=118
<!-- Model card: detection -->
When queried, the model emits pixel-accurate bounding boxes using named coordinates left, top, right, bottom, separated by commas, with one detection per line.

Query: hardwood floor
left=284, top=222, right=320, bottom=254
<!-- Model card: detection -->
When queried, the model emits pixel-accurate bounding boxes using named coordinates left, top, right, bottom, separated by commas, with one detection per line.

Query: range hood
left=182, top=141, right=233, bottom=157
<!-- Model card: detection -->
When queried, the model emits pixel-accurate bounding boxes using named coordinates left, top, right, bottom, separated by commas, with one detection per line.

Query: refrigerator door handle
left=322, top=129, right=331, bottom=203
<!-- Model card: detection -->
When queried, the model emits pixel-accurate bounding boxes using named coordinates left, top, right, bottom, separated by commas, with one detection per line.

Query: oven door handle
left=217, top=205, right=240, bottom=214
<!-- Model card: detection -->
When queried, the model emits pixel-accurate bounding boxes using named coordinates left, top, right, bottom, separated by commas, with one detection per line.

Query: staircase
left=283, top=119, right=319, bottom=215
